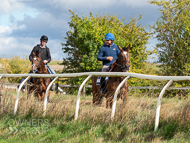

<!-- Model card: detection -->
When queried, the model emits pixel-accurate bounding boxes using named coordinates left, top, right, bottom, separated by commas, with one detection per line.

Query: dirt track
left=49, top=65, right=64, bottom=71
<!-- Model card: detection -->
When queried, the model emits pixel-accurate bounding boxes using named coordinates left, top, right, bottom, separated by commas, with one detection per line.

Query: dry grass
left=1, top=87, right=190, bottom=142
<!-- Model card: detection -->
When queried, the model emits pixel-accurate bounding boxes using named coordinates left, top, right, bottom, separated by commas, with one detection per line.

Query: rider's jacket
left=29, top=44, right=51, bottom=63
left=97, top=43, right=120, bottom=66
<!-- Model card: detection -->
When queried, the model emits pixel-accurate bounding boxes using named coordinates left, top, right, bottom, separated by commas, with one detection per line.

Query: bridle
left=31, top=57, right=41, bottom=73
left=115, top=51, right=130, bottom=72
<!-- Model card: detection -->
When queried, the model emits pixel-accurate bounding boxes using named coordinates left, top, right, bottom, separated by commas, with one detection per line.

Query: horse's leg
left=92, top=76, right=103, bottom=105
left=27, top=83, right=33, bottom=99
left=93, top=92, right=103, bottom=105
left=43, top=78, right=51, bottom=102
left=121, top=82, right=129, bottom=109
left=106, top=96, right=113, bottom=109
left=37, top=91, right=41, bottom=101
left=105, top=78, right=119, bottom=109
left=41, top=91, right=45, bottom=101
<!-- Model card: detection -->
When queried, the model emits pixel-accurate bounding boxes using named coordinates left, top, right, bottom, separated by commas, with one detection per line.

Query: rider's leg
left=46, top=65, right=56, bottom=74
left=46, top=65, right=66, bottom=94
left=100, top=65, right=109, bottom=94
left=46, top=65, right=55, bottom=81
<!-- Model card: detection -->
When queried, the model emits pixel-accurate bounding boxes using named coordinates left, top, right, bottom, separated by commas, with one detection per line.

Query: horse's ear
left=38, top=52, right=41, bottom=57
left=118, top=46, right=122, bottom=51
left=127, top=45, right=131, bottom=50
left=33, top=52, right=36, bottom=56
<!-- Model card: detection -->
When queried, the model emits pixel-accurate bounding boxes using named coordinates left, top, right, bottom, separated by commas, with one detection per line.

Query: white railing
left=1, top=72, right=190, bottom=132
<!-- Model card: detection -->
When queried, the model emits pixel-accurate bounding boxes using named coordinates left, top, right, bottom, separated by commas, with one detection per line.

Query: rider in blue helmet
left=105, top=33, right=115, bottom=41
left=97, top=33, right=120, bottom=94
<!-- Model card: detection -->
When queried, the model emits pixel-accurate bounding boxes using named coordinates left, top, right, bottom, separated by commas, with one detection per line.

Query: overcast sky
left=0, top=0, right=160, bottom=62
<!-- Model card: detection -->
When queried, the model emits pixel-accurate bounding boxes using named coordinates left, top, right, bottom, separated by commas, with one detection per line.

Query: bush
left=0, top=55, right=30, bottom=83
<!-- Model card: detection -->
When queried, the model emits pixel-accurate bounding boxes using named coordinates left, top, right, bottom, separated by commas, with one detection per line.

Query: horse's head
left=30, top=52, right=42, bottom=73
left=117, top=46, right=130, bottom=72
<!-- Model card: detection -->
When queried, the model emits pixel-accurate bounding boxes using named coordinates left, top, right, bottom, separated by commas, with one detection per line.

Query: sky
left=0, top=0, right=160, bottom=62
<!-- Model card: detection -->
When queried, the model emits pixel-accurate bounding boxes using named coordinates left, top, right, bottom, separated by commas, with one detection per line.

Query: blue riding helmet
left=105, top=33, right=115, bottom=41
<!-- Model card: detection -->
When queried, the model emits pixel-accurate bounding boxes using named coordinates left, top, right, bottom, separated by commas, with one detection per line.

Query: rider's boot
left=100, top=77, right=106, bottom=94
left=50, top=78, right=54, bottom=91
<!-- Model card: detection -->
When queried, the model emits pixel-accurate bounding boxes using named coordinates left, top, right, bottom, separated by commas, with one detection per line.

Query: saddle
left=97, top=61, right=118, bottom=95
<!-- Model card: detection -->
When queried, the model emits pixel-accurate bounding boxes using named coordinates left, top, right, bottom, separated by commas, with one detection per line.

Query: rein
left=116, top=52, right=130, bottom=68
left=110, top=50, right=130, bottom=72
left=115, top=60, right=130, bottom=67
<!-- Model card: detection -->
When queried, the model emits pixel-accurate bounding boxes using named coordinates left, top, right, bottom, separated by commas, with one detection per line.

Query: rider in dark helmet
left=19, top=35, right=66, bottom=94
left=97, top=33, right=120, bottom=94
left=29, top=35, right=51, bottom=65
left=19, top=35, right=54, bottom=91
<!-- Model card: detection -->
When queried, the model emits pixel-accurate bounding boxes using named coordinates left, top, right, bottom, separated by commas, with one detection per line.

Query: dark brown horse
left=27, top=52, right=51, bottom=101
left=92, top=46, right=130, bottom=108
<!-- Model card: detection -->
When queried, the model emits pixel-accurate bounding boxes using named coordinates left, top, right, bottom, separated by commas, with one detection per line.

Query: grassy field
left=0, top=88, right=190, bottom=143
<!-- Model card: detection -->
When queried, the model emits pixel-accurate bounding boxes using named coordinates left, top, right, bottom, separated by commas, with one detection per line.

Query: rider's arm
left=97, top=47, right=107, bottom=61
left=46, top=48, right=51, bottom=63
left=117, top=46, right=121, bottom=56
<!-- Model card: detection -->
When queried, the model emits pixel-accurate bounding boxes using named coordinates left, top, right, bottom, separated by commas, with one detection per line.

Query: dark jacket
left=29, top=44, right=51, bottom=63
left=97, top=43, right=120, bottom=66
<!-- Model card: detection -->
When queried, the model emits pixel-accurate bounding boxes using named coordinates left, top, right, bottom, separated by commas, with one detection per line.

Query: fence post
left=75, top=75, right=92, bottom=120
left=154, top=79, right=173, bottom=132
left=14, top=76, right=30, bottom=115
left=44, top=76, right=59, bottom=113
left=111, top=76, right=130, bottom=120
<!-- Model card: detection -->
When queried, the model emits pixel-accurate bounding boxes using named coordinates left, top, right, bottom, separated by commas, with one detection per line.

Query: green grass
left=48, top=61, right=62, bottom=65
left=1, top=89, right=190, bottom=142
left=146, top=62, right=161, bottom=72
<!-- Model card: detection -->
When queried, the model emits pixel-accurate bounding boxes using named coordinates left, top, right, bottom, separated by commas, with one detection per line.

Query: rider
left=29, top=35, right=54, bottom=74
left=97, top=33, right=120, bottom=94
left=19, top=35, right=66, bottom=94
left=19, top=35, right=55, bottom=91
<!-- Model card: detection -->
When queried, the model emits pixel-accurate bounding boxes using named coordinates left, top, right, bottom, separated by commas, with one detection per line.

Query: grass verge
left=0, top=89, right=190, bottom=142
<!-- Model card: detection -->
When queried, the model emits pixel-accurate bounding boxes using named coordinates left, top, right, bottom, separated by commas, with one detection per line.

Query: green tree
left=149, top=0, right=190, bottom=76
left=61, top=10, right=153, bottom=90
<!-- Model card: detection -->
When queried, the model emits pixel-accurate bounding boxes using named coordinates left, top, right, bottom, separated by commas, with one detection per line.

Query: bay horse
left=27, top=52, right=51, bottom=102
left=92, top=46, right=130, bottom=108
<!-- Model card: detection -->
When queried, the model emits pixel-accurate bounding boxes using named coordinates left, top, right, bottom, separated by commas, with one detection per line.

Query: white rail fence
left=1, top=72, right=190, bottom=132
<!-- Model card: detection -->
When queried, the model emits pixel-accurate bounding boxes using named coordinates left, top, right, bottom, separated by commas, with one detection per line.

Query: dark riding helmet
left=105, top=33, right=115, bottom=41
left=40, top=35, right=48, bottom=43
